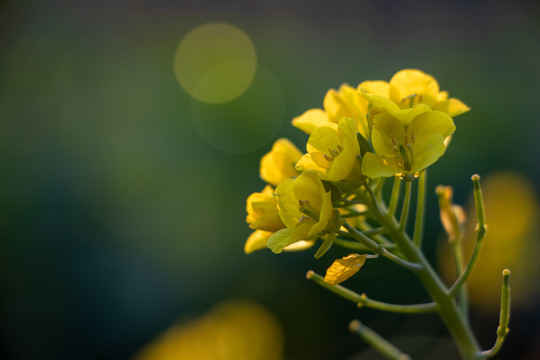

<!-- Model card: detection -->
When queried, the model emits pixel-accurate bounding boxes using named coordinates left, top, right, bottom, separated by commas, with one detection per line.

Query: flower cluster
left=245, top=69, right=468, bottom=259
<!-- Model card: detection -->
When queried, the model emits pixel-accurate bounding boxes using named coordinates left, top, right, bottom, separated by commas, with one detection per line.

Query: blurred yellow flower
left=296, top=117, right=362, bottom=182
left=267, top=171, right=333, bottom=253
left=292, top=84, right=370, bottom=138
left=260, top=138, right=302, bottom=187
left=135, top=299, right=284, bottom=360
left=361, top=107, right=455, bottom=178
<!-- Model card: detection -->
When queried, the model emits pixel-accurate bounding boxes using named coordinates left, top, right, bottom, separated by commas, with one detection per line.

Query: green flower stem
left=451, top=238, right=468, bottom=318
left=449, top=175, right=486, bottom=297
left=413, top=170, right=427, bottom=247
left=480, top=269, right=511, bottom=358
left=335, top=236, right=397, bottom=252
left=349, top=320, right=412, bottom=360
left=343, top=223, right=422, bottom=272
left=374, top=177, right=387, bottom=200
left=398, top=180, right=413, bottom=231
left=387, top=176, right=402, bottom=217
left=363, top=181, right=482, bottom=360
left=306, top=271, right=436, bottom=314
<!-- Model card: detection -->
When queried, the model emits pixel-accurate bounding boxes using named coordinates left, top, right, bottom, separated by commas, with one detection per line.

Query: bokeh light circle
left=191, top=66, right=285, bottom=154
left=174, top=22, right=257, bottom=103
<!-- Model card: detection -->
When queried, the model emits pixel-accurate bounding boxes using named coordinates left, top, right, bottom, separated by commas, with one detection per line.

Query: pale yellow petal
left=371, top=112, right=406, bottom=157
left=433, top=97, right=470, bottom=117
left=283, top=240, right=315, bottom=252
left=305, top=122, right=340, bottom=153
left=245, top=230, right=272, bottom=254
left=389, top=69, right=439, bottom=108
left=361, top=152, right=402, bottom=179
left=324, top=254, right=368, bottom=285
left=275, top=178, right=302, bottom=229
left=266, top=228, right=294, bottom=254
left=408, top=111, right=455, bottom=145
left=260, top=138, right=302, bottom=186
left=292, top=109, right=329, bottom=134
left=410, top=134, right=446, bottom=173
left=293, top=170, right=324, bottom=211
left=358, top=81, right=390, bottom=97
left=361, top=90, right=400, bottom=113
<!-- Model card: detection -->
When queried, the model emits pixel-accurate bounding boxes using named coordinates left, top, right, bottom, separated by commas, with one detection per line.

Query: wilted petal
left=324, top=254, right=369, bottom=285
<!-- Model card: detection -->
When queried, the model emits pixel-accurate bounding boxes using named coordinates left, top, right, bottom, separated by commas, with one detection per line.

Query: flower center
left=401, top=93, right=423, bottom=108
left=323, top=145, right=344, bottom=162
left=298, top=199, right=320, bottom=221
left=391, top=133, right=415, bottom=171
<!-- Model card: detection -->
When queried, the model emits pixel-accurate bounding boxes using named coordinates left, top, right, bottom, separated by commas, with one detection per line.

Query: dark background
left=1, top=0, right=540, bottom=359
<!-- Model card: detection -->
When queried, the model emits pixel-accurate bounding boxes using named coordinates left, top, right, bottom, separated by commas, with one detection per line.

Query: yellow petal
left=408, top=111, right=455, bottom=145
left=389, top=69, right=439, bottom=107
left=433, top=97, right=470, bottom=117
left=323, top=85, right=368, bottom=123
left=283, top=240, right=315, bottom=252
left=371, top=112, right=406, bottom=157
left=244, top=230, right=272, bottom=254
left=361, top=90, right=400, bottom=113
left=275, top=178, right=303, bottom=229
left=266, top=228, right=294, bottom=254
left=358, top=81, right=389, bottom=97
left=260, top=138, right=302, bottom=187
left=410, top=134, right=446, bottom=173
left=292, top=109, right=328, bottom=134
left=293, top=170, right=324, bottom=211
left=361, top=152, right=402, bottom=179
left=390, top=103, right=431, bottom=126
left=305, top=122, right=340, bottom=154
left=324, top=254, right=368, bottom=285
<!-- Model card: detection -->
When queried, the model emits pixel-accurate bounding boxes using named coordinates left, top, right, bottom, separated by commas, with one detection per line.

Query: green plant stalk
left=306, top=271, right=436, bottom=314
left=449, top=175, right=486, bottom=297
left=349, top=320, right=412, bottom=360
left=451, top=237, right=468, bottom=318
left=387, top=176, right=401, bottom=217
left=413, top=170, right=427, bottom=247
left=481, top=269, right=511, bottom=358
left=363, top=183, right=482, bottom=360
left=398, top=180, right=412, bottom=231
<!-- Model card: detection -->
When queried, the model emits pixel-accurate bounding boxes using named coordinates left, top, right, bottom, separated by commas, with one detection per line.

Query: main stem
left=365, top=186, right=481, bottom=359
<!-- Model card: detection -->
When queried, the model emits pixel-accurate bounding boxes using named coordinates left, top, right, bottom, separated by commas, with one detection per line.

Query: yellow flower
left=296, top=117, right=362, bottom=182
left=292, top=84, right=370, bottom=138
left=359, top=69, right=469, bottom=118
left=267, top=171, right=333, bottom=253
left=361, top=107, right=455, bottom=178
left=260, top=138, right=302, bottom=187
left=246, top=185, right=284, bottom=232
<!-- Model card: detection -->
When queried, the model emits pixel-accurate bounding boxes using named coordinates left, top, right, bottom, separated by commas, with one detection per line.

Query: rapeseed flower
left=361, top=108, right=455, bottom=178
left=296, top=117, right=362, bottom=183
left=267, top=171, right=333, bottom=253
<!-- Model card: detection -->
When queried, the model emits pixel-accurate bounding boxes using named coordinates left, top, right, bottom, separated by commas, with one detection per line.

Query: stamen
left=410, top=131, right=416, bottom=144
left=398, top=143, right=412, bottom=171
left=323, top=154, right=334, bottom=162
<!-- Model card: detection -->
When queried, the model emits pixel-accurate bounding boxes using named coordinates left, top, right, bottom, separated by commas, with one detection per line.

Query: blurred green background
left=1, top=0, right=540, bottom=359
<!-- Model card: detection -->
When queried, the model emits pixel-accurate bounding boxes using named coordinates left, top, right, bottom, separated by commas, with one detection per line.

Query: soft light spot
left=174, top=22, right=257, bottom=103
